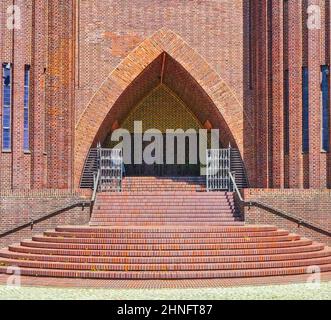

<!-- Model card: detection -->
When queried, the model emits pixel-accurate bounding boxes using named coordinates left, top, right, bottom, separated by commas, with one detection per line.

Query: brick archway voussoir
left=74, top=28, right=244, bottom=187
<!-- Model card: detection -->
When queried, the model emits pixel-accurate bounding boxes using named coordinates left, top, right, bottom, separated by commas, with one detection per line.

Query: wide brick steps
left=0, top=189, right=330, bottom=280
left=90, top=192, right=240, bottom=226
left=122, top=177, right=206, bottom=192
left=0, top=224, right=330, bottom=279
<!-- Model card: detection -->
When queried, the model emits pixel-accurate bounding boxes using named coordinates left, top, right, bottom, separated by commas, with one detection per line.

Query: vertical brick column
left=288, top=0, right=303, bottom=188
left=0, top=0, right=14, bottom=190
left=46, top=0, right=74, bottom=189
left=328, top=0, right=331, bottom=187
left=308, top=0, right=324, bottom=188
left=31, top=0, right=47, bottom=189
left=271, top=0, right=285, bottom=188
left=12, top=0, right=29, bottom=189
left=253, top=1, right=269, bottom=188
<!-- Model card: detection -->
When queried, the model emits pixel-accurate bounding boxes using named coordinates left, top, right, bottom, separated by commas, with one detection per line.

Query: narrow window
left=24, top=65, right=30, bottom=151
left=321, top=65, right=330, bottom=152
left=284, top=69, right=290, bottom=154
left=2, top=63, right=12, bottom=151
left=302, top=67, right=309, bottom=152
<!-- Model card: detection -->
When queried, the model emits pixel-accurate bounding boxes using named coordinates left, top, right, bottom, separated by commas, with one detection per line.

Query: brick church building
left=0, top=1, right=330, bottom=282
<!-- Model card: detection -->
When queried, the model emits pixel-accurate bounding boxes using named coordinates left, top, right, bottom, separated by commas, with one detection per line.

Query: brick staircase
left=122, top=176, right=206, bottom=192
left=0, top=181, right=330, bottom=280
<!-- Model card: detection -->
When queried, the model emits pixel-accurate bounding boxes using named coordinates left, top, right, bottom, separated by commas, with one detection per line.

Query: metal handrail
left=0, top=200, right=90, bottom=238
left=229, top=171, right=243, bottom=201
left=228, top=171, right=330, bottom=236
left=92, top=169, right=101, bottom=202
left=246, top=200, right=331, bottom=237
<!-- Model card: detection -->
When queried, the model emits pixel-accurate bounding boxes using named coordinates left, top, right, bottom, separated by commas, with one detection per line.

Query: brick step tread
left=32, top=234, right=301, bottom=244
left=44, top=230, right=291, bottom=239
left=55, top=225, right=278, bottom=233
left=122, top=183, right=206, bottom=185
left=96, top=197, right=232, bottom=201
left=121, top=186, right=206, bottom=188
left=1, top=256, right=331, bottom=272
left=121, top=186, right=206, bottom=189
left=20, top=239, right=313, bottom=250
left=96, top=199, right=234, bottom=209
left=122, top=187, right=207, bottom=190
left=94, top=209, right=234, bottom=212
left=2, top=248, right=329, bottom=264
left=123, top=176, right=206, bottom=181
left=97, top=192, right=233, bottom=197
left=94, top=205, right=234, bottom=208
left=89, top=222, right=245, bottom=226
left=91, top=215, right=240, bottom=219
left=1, top=264, right=331, bottom=279
left=90, top=217, right=240, bottom=222
left=94, top=206, right=235, bottom=211
left=8, top=243, right=324, bottom=257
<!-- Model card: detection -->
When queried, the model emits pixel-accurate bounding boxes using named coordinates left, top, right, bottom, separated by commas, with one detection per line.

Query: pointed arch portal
left=75, top=28, right=244, bottom=187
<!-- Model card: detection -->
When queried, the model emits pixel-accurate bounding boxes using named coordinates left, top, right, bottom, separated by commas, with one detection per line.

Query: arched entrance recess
left=75, top=28, right=244, bottom=187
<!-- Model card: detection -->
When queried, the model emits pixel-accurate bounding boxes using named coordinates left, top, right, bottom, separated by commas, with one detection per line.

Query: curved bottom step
left=1, top=264, right=331, bottom=280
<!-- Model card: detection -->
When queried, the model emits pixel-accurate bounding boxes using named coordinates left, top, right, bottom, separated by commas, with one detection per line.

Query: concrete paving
left=0, top=281, right=330, bottom=300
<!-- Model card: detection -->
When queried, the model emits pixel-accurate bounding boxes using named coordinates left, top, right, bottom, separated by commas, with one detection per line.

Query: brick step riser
left=32, top=235, right=300, bottom=244
left=3, top=249, right=328, bottom=264
left=122, top=183, right=205, bottom=185
left=96, top=198, right=233, bottom=201
left=93, top=207, right=235, bottom=210
left=91, top=215, right=240, bottom=220
left=94, top=205, right=234, bottom=209
left=44, top=230, right=290, bottom=239
left=94, top=205, right=235, bottom=209
left=1, top=257, right=331, bottom=272
left=122, top=187, right=206, bottom=190
left=95, top=200, right=233, bottom=203
left=97, top=193, right=232, bottom=196
left=89, top=219, right=241, bottom=224
left=96, top=194, right=234, bottom=198
left=20, top=239, right=313, bottom=251
left=1, top=264, right=331, bottom=279
left=9, top=244, right=324, bottom=257
left=55, top=226, right=278, bottom=233
left=89, top=222, right=245, bottom=226
left=91, top=215, right=239, bottom=219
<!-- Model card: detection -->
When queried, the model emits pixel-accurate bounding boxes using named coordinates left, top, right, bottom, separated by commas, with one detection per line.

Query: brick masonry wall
left=75, top=0, right=245, bottom=122
left=243, top=189, right=331, bottom=246
left=0, top=189, right=91, bottom=248
left=0, top=1, right=330, bottom=191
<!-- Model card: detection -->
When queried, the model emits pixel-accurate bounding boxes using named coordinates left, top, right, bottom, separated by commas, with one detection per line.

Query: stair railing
left=229, top=171, right=243, bottom=201
left=92, top=168, right=101, bottom=203
left=228, top=172, right=331, bottom=237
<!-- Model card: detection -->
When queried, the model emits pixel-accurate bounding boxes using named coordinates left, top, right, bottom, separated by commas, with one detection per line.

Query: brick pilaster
left=288, top=0, right=303, bottom=188
left=271, top=0, right=285, bottom=188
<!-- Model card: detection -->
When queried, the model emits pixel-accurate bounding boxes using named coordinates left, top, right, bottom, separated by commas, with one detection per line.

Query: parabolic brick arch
left=75, top=28, right=244, bottom=187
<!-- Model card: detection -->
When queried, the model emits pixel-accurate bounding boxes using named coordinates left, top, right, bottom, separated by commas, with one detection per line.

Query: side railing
left=228, top=172, right=331, bottom=238
left=229, top=171, right=243, bottom=201
left=92, top=169, right=101, bottom=202
left=0, top=200, right=90, bottom=239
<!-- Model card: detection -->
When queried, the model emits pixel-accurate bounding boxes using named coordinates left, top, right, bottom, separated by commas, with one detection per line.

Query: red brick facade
left=243, top=189, right=331, bottom=246
left=0, top=1, right=330, bottom=190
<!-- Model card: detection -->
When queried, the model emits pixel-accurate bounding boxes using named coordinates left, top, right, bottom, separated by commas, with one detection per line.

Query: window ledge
left=24, top=150, right=31, bottom=154
left=2, top=149, right=11, bottom=153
